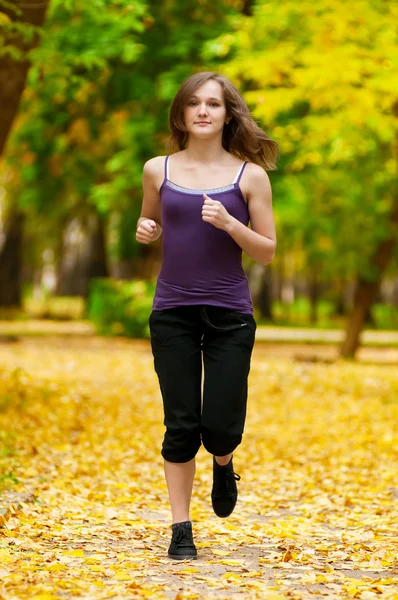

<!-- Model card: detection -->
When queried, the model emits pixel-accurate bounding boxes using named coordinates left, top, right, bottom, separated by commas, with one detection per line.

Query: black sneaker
left=168, top=521, right=197, bottom=560
left=211, top=456, right=241, bottom=518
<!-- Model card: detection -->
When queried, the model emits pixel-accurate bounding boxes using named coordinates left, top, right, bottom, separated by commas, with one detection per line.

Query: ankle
left=214, top=454, right=233, bottom=467
left=172, top=520, right=192, bottom=530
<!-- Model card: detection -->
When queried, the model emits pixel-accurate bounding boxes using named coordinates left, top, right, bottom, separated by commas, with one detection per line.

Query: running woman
left=136, top=71, right=278, bottom=560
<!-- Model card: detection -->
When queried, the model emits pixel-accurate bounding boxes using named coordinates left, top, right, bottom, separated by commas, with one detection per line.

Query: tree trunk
left=0, top=2, right=48, bottom=307
left=334, top=295, right=345, bottom=317
left=331, top=278, right=347, bottom=317
left=0, top=0, right=49, bottom=156
left=55, top=212, right=109, bottom=298
left=86, top=213, right=108, bottom=282
left=258, top=267, right=273, bottom=320
left=241, top=0, right=254, bottom=16
left=0, top=207, right=24, bottom=306
left=340, top=193, right=398, bottom=358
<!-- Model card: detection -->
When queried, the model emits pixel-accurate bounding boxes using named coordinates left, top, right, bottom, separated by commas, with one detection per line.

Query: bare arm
left=226, top=165, right=276, bottom=264
left=136, top=157, right=163, bottom=244
left=201, top=164, right=276, bottom=265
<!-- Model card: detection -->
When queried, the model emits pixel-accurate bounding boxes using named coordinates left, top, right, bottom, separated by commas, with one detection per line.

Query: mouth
left=195, top=122, right=211, bottom=125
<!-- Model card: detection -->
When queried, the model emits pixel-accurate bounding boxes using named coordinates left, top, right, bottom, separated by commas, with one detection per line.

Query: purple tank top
left=152, top=155, right=253, bottom=315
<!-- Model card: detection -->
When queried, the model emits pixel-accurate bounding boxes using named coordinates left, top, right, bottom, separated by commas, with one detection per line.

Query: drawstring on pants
left=200, top=306, right=248, bottom=332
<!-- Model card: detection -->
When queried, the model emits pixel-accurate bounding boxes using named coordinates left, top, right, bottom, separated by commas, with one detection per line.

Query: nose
left=197, top=103, right=208, bottom=117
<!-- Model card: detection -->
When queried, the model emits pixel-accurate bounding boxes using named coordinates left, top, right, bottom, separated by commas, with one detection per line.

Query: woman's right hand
left=136, top=218, right=162, bottom=244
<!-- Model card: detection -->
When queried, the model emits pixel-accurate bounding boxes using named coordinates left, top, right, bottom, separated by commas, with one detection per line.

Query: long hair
left=167, top=71, right=279, bottom=171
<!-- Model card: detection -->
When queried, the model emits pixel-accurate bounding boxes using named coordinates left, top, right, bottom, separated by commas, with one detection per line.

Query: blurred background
left=0, top=0, right=397, bottom=358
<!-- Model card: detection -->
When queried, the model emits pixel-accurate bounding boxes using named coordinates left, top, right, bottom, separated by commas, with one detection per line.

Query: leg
left=201, top=307, right=257, bottom=456
left=150, top=307, right=202, bottom=523
left=214, top=453, right=232, bottom=466
left=164, top=458, right=196, bottom=524
left=200, top=306, right=256, bottom=517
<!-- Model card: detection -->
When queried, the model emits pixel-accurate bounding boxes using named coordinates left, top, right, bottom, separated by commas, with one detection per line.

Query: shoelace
left=173, top=527, right=194, bottom=547
left=215, top=469, right=241, bottom=495
left=227, top=471, right=241, bottom=492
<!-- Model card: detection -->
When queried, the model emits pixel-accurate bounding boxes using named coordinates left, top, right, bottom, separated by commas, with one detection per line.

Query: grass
left=257, top=298, right=397, bottom=330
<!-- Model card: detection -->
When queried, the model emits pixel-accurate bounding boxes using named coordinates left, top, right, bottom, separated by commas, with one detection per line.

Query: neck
left=184, top=136, right=229, bottom=164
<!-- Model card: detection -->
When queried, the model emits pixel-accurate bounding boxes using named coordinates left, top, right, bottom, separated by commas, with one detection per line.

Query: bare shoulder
left=244, top=162, right=270, bottom=185
left=143, top=155, right=166, bottom=177
left=143, top=155, right=167, bottom=191
left=241, top=162, right=271, bottom=203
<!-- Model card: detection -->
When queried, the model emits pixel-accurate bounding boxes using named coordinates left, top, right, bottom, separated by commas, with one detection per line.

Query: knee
left=161, top=428, right=201, bottom=463
left=201, top=426, right=242, bottom=456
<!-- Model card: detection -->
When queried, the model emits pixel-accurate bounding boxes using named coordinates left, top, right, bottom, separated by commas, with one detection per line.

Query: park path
left=0, top=334, right=397, bottom=599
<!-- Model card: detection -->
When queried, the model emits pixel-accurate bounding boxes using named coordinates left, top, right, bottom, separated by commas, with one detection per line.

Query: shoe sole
left=212, top=494, right=238, bottom=518
left=168, top=553, right=198, bottom=560
left=213, top=509, right=234, bottom=518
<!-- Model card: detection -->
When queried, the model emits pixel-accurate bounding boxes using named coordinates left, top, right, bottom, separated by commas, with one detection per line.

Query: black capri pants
left=149, top=305, right=257, bottom=463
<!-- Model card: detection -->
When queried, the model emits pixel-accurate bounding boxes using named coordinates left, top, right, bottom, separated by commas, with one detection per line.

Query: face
left=183, top=79, right=228, bottom=137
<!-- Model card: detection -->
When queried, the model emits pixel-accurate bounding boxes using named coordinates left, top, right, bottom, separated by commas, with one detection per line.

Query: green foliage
left=208, top=0, right=398, bottom=281
left=259, top=298, right=398, bottom=331
left=87, top=278, right=156, bottom=338
left=3, top=0, right=397, bottom=311
left=0, top=5, right=41, bottom=60
left=6, top=0, right=240, bottom=267
left=6, top=0, right=148, bottom=220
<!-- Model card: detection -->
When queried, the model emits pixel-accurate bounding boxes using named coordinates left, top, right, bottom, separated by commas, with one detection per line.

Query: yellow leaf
left=180, top=568, right=201, bottom=573
left=46, top=564, right=68, bottom=571
left=114, top=571, right=131, bottom=580
left=222, top=572, right=242, bottom=580
left=325, top=565, right=335, bottom=573
left=212, top=549, right=231, bottom=556
left=345, top=585, right=361, bottom=597
left=370, top=578, right=398, bottom=585
left=0, top=549, right=13, bottom=564
left=62, top=549, right=85, bottom=557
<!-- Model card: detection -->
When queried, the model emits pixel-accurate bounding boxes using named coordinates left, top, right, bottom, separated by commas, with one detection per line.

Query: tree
left=0, top=0, right=49, bottom=306
left=208, top=0, right=397, bottom=356
left=6, top=0, right=241, bottom=296
left=3, top=0, right=148, bottom=298
left=0, top=0, right=49, bottom=155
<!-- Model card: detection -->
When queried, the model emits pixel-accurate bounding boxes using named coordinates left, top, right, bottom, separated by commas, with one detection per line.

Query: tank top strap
left=164, top=155, right=170, bottom=181
left=232, top=161, right=248, bottom=185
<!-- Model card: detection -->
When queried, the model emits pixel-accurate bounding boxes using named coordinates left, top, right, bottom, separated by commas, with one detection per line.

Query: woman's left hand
left=202, top=194, right=233, bottom=231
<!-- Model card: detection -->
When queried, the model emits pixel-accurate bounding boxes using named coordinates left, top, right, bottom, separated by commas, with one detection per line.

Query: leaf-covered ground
left=0, top=335, right=397, bottom=599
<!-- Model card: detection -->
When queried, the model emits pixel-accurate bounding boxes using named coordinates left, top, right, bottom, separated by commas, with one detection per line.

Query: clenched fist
left=136, top=218, right=162, bottom=244
left=202, top=194, right=233, bottom=231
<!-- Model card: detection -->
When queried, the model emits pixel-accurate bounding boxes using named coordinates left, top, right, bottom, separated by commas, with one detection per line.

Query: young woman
left=136, top=71, right=278, bottom=560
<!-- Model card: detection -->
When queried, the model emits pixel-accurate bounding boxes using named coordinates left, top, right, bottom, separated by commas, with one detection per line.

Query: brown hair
left=167, top=71, right=279, bottom=171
